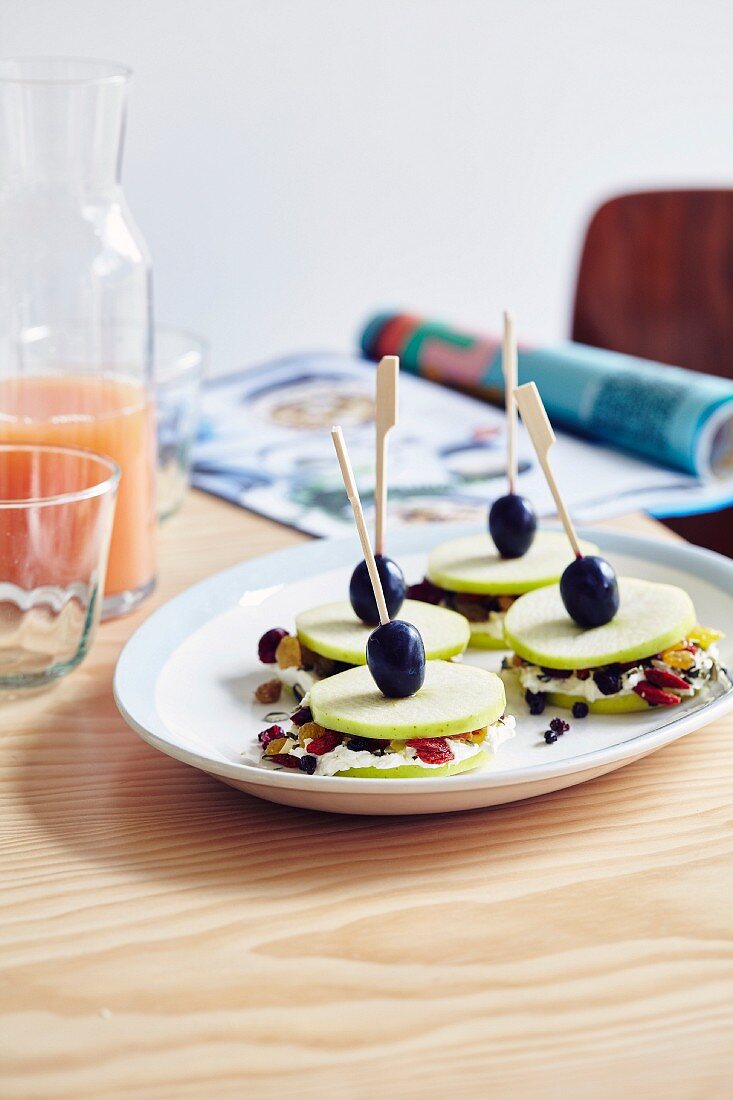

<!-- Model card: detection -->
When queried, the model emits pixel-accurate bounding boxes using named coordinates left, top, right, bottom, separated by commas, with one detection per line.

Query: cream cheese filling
left=288, top=715, right=516, bottom=777
left=514, top=645, right=722, bottom=702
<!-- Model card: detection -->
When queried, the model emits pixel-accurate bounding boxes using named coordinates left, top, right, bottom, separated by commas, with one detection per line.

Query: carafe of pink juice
left=0, top=58, right=156, bottom=618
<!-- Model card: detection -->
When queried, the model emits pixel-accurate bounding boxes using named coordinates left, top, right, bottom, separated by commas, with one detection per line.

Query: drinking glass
left=0, top=444, right=118, bottom=690
left=155, top=328, right=207, bottom=520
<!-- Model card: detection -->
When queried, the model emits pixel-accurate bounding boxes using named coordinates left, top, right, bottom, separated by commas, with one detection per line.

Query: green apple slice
left=468, top=620, right=508, bottom=650
left=547, top=690, right=655, bottom=714
left=427, top=530, right=599, bottom=595
left=309, top=660, right=506, bottom=739
left=505, top=577, right=696, bottom=669
left=296, top=598, right=469, bottom=665
left=335, top=748, right=492, bottom=778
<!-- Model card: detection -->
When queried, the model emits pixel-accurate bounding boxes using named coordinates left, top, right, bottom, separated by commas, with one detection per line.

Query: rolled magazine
left=360, top=313, right=733, bottom=478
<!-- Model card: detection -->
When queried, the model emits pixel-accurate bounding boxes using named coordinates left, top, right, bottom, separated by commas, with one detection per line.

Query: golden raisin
left=298, top=720, right=326, bottom=748
left=276, top=635, right=302, bottom=670
left=254, top=679, right=282, bottom=704
left=687, top=626, right=724, bottom=650
left=661, top=648, right=694, bottom=670
left=264, top=737, right=287, bottom=756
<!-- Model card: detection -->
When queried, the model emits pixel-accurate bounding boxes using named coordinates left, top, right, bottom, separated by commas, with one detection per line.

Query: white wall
left=3, top=0, right=732, bottom=373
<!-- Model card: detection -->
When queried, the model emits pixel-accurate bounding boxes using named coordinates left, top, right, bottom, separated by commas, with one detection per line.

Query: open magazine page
left=192, top=353, right=718, bottom=538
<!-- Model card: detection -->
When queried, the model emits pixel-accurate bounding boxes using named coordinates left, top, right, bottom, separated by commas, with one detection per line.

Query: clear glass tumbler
left=0, top=444, right=118, bottom=690
left=0, top=58, right=156, bottom=620
left=154, top=328, right=207, bottom=521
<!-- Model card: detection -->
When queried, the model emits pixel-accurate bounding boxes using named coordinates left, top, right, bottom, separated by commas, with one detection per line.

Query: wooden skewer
left=514, top=382, right=583, bottom=559
left=374, top=355, right=399, bottom=556
left=502, top=311, right=518, bottom=494
left=331, top=426, right=390, bottom=625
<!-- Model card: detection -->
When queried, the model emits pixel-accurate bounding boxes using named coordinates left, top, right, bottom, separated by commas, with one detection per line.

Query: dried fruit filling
left=256, top=629, right=356, bottom=699
left=256, top=701, right=516, bottom=777
left=505, top=631, right=729, bottom=707
left=407, top=578, right=516, bottom=636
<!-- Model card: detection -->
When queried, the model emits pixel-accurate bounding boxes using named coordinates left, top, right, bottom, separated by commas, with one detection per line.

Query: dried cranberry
left=549, top=717, right=570, bottom=735
left=405, top=577, right=444, bottom=605
left=634, top=681, right=682, bottom=707
left=576, top=669, right=591, bottom=681
left=307, top=730, right=342, bottom=756
left=299, top=755, right=317, bottom=774
left=572, top=702, right=589, bottom=719
left=645, top=667, right=689, bottom=691
left=593, top=667, right=622, bottom=695
left=525, top=689, right=546, bottom=716
left=258, top=627, right=289, bottom=664
left=290, top=705, right=313, bottom=727
left=268, top=752, right=301, bottom=769
left=408, top=738, right=454, bottom=764
left=541, top=667, right=572, bottom=679
left=258, top=724, right=285, bottom=746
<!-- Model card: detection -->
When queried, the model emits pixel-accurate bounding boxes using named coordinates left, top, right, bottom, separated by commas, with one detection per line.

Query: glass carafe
left=0, top=58, right=156, bottom=618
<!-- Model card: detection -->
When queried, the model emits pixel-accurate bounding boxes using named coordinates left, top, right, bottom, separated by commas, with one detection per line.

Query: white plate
left=114, top=524, right=733, bottom=815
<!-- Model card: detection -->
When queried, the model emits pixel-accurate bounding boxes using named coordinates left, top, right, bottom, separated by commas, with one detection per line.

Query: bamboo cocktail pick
left=503, top=311, right=518, bottom=495
left=514, top=381, right=582, bottom=557
left=332, top=424, right=426, bottom=696
left=487, top=313, right=537, bottom=558
left=514, top=381, right=620, bottom=628
left=374, top=355, right=399, bottom=557
left=331, top=426, right=390, bottom=625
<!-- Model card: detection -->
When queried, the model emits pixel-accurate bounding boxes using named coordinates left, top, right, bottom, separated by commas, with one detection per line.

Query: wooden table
left=1, top=493, right=732, bottom=1100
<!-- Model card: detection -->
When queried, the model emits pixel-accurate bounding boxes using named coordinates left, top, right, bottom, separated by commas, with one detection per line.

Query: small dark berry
left=290, top=706, right=313, bottom=727
left=258, top=627, right=289, bottom=664
left=299, top=754, right=317, bottom=774
left=549, top=717, right=570, bottom=735
left=572, top=702, right=589, bottom=719
left=541, top=667, right=572, bottom=679
left=525, top=689, right=546, bottom=716
left=544, top=731, right=558, bottom=744
left=593, top=667, right=622, bottom=696
left=347, top=736, right=370, bottom=753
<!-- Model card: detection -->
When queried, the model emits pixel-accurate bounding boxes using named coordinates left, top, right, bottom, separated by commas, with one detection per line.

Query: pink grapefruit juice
left=0, top=375, right=156, bottom=599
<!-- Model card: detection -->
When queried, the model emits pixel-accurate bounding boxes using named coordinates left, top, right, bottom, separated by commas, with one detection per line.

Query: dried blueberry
left=544, top=730, right=558, bottom=744
left=525, top=689, right=546, bottom=716
left=593, top=667, right=622, bottom=695
left=549, top=717, right=570, bottom=735
left=299, top=754, right=317, bottom=774
left=541, top=667, right=573, bottom=679
left=346, top=736, right=370, bottom=753
left=572, top=701, right=589, bottom=719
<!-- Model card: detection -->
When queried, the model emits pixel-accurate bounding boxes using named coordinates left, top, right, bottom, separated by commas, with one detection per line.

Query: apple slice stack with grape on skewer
left=501, top=382, right=730, bottom=718
left=407, top=311, right=598, bottom=649
left=254, top=355, right=471, bottom=704
left=256, top=427, right=515, bottom=779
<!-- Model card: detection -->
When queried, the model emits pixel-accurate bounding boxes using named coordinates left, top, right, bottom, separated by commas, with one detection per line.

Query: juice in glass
left=0, top=375, right=156, bottom=611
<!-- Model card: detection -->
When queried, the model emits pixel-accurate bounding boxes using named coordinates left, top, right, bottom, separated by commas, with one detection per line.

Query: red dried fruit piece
left=258, top=724, right=285, bottom=746
left=634, top=682, right=682, bottom=707
left=267, top=753, right=301, bottom=769
left=307, top=730, right=342, bottom=756
left=258, top=628, right=289, bottom=663
left=407, top=738, right=455, bottom=764
left=405, top=578, right=444, bottom=605
left=645, top=667, right=690, bottom=691
left=575, top=669, right=591, bottom=681
left=290, top=706, right=313, bottom=727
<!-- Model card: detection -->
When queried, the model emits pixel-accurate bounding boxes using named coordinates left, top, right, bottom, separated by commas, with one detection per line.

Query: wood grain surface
left=1, top=493, right=732, bottom=1100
